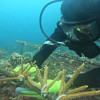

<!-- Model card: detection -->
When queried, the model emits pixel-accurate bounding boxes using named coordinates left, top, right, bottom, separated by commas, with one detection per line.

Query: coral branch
left=58, top=70, right=65, bottom=96
left=44, top=66, right=48, bottom=84
left=66, top=85, right=88, bottom=94
left=64, top=63, right=84, bottom=93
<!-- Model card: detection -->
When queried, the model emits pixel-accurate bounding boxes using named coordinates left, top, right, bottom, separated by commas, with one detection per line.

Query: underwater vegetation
left=0, top=59, right=100, bottom=100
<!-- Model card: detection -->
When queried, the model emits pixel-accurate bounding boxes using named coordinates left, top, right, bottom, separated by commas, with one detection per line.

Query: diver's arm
left=32, top=44, right=57, bottom=68
left=32, top=22, right=67, bottom=68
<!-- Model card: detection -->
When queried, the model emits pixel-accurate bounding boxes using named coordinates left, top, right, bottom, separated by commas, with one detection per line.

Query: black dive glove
left=66, top=42, right=100, bottom=58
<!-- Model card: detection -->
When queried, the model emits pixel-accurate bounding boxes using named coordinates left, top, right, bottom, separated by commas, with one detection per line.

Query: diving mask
left=61, top=21, right=100, bottom=44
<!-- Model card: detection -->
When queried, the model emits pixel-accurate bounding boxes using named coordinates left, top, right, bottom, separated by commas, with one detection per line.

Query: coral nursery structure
left=0, top=59, right=100, bottom=100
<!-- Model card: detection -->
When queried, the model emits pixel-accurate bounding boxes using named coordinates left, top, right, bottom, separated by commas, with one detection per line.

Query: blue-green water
left=0, top=0, right=61, bottom=52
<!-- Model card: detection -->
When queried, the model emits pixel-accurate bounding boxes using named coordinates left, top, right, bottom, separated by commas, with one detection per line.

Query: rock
left=9, top=53, right=22, bottom=67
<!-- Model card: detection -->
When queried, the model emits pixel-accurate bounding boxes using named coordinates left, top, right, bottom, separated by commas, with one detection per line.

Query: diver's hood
left=61, top=0, right=100, bottom=25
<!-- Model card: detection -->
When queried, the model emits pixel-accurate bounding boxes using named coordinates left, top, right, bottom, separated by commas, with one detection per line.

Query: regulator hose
left=39, top=0, right=65, bottom=46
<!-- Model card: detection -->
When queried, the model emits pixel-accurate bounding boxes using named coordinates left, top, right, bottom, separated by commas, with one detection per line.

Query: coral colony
left=0, top=59, right=100, bottom=100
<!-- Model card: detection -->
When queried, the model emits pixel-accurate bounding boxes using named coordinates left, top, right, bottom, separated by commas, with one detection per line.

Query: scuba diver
left=32, top=0, right=100, bottom=88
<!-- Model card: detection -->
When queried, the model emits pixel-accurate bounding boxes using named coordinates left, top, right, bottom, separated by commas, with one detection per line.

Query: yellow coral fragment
left=27, top=66, right=63, bottom=94
left=0, top=58, right=36, bottom=82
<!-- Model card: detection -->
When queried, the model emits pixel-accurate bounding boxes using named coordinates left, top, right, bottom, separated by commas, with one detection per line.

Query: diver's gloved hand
left=66, top=42, right=83, bottom=57
left=73, top=67, right=100, bottom=88
left=67, top=42, right=100, bottom=58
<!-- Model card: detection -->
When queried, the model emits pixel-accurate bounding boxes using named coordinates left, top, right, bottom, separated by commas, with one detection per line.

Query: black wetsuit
left=32, top=0, right=100, bottom=88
